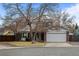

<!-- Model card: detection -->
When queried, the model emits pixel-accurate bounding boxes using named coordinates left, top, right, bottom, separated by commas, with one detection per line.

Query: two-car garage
left=46, top=30, right=67, bottom=42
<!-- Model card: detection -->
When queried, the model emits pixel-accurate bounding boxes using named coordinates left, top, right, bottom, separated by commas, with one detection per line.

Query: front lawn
left=8, top=41, right=46, bottom=47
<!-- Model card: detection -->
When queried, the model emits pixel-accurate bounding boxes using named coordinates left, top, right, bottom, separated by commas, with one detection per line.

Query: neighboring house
left=0, top=26, right=5, bottom=35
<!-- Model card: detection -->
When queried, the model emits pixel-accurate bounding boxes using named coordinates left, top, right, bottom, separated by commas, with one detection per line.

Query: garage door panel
left=47, top=33, right=66, bottom=42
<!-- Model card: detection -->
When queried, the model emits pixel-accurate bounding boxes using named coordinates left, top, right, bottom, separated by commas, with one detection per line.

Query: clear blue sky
left=0, top=3, right=78, bottom=25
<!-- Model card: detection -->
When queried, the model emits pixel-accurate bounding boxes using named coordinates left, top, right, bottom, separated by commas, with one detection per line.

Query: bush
left=74, top=29, right=79, bottom=40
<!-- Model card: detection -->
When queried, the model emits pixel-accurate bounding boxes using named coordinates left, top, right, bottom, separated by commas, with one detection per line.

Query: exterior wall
left=46, top=30, right=67, bottom=42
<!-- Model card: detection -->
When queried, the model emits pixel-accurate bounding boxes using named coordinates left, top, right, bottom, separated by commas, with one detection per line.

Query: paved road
left=0, top=47, right=79, bottom=56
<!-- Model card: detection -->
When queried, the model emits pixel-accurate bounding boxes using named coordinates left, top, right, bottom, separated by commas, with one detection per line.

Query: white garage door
left=46, top=33, right=66, bottom=42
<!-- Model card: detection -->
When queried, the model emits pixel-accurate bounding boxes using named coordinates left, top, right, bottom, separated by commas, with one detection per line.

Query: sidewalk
left=0, top=45, right=22, bottom=49
left=0, top=42, right=22, bottom=49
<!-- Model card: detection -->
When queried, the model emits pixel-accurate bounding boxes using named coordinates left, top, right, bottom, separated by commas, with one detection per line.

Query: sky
left=0, top=3, right=79, bottom=25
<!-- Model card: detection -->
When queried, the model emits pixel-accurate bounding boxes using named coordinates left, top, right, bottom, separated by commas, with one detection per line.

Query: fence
left=0, top=35, right=16, bottom=41
left=0, top=32, right=46, bottom=42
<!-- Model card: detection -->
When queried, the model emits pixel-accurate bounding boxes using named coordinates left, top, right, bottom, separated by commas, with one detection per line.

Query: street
left=0, top=47, right=79, bottom=56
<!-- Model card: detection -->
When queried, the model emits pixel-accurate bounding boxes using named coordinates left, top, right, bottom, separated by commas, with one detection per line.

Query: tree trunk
left=29, top=24, right=35, bottom=44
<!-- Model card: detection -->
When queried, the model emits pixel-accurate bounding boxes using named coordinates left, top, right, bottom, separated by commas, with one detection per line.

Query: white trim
left=69, top=33, right=73, bottom=35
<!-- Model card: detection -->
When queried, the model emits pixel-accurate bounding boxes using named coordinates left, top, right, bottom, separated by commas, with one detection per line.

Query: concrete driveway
left=45, top=42, right=79, bottom=47
left=45, top=42, right=72, bottom=47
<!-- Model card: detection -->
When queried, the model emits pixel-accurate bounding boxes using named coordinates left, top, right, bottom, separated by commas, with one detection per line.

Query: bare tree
left=3, top=3, right=64, bottom=42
